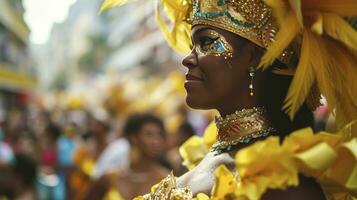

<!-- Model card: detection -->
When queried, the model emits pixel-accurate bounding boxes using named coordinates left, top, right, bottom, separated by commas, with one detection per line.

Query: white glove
left=176, top=152, right=235, bottom=195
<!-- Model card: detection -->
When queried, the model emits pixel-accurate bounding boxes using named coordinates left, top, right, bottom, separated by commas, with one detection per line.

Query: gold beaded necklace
left=212, top=107, right=276, bottom=154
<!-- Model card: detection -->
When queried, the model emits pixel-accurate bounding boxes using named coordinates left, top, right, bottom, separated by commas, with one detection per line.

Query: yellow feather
left=322, top=38, right=357, bottom=128
left=99, top=0, right=134, bottom=13
left=155, top=1, right=192, bottom=54
left=323, top=13, right=357, bottom=51
left=259, top=11, right=300, bottom=69
left=288, top=0, right=303, bottom=26
left=160, top=0, right=190, bottom=22
left=311, top=13, right=323, bottom=35
left=283, top=30, right=315, bottom=120
left=263, top=0, right=288, bottom=25
left=304, top=0, right=357, bottom=17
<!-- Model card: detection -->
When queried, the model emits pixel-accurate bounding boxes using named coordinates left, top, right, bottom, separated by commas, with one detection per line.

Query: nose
left=182, top=50, right=198, bottom=69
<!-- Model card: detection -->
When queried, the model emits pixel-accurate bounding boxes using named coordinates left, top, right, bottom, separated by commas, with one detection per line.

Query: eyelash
left=199, top=36, right=219, bottom=48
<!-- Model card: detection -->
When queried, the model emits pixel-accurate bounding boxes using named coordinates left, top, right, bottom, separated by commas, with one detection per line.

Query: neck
left=217, top=98, right=263, bottom=117
left=94, top=134, right=106, bottom=144
left=131, top=157, right=160, bottom=172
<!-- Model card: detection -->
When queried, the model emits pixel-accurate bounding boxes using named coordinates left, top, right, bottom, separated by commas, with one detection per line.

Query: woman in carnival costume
left=101, top=0, right=357, bottom=199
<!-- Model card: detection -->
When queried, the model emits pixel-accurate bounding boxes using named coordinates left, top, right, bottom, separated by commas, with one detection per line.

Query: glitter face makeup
left=196, top=30, right=234, bottom=59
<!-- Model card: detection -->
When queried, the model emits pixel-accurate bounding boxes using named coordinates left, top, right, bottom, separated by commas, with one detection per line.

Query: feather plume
left=288, top=0, right=303, bottom=26
left=283, top=30, right=315, bottom=119
left=99, top=0, right=135, bottom=13
left=311, top=13, right=323, bottom=35
left=156, top=0, right=192, bottom=54
left=304, top=0, right=357, bottom=17
left=322, top=38, right=357, bottom=128
left=259, top=11, right=300, bottom=69
left=323, top=13, right=357, bottom=51
left=263, top=0, right=288, bottom=25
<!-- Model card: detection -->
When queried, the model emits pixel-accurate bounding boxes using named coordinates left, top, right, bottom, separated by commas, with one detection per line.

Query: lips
left=185, top=73, right=204, bottom=81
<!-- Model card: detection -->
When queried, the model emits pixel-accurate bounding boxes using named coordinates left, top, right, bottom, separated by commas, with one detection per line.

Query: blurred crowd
left=0, top=72, right=216, bottom=200
left=0, top=104, right=212, bottom=200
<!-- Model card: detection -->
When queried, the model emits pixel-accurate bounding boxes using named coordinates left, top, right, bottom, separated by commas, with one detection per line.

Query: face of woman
left=132, top=122, right=164, bottom=159
left=182, top=25, right=262, bottom=112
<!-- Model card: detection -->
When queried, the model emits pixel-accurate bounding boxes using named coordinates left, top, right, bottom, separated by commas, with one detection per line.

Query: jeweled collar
left=212, top=107, right=276, bottom=154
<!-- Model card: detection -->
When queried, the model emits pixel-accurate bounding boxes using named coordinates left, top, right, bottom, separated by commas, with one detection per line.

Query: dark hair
left=123, top=113, right=165, bottom=138
left=13, top=153, right=38, bottom=186
left=178, top=121, right=195, bottom=138
left=45, top=123, right=62, bottom=141
left=263, top=61, right=314, bottom=138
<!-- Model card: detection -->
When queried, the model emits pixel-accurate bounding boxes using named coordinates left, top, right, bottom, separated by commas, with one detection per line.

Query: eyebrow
left=192, top=26, right=211, bottom=35
left=191, top=27, right=217, bottom=42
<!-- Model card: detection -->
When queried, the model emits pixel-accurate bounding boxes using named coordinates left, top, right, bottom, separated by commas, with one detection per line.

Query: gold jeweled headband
left=192, top=0, right=274, bottom=48
left=190, top=0, right=294, bottom=64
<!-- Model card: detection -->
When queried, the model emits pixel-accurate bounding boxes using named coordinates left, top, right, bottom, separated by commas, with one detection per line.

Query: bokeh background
left=0, top=0, right=331, bottom=199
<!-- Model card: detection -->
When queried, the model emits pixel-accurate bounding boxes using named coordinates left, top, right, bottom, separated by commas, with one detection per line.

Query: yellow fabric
left=179, top=121, right=356, bottom=199
left=202, top=121, right=218, bottom=149
left=260, top=0, right=357, bottom=129
left=179, top=121, right=217, bottom=170
left=179, top=136, right=209, bottom=170
left=234, top=137, right=298, bottom=200
left=225, top=122, right=357, bottom=200
left=211, top=165, right=239, bottom=200
left=194, top=193, right=210, bottom=200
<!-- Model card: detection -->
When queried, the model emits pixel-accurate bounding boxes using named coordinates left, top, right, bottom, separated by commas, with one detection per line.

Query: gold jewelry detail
left=141, top=173, right=192, bottom=200
left=212, top=107, right=276, bottom=153
left=248, top=67, right=256, bottom=96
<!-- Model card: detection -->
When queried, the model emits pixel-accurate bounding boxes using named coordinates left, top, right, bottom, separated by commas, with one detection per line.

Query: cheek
left=201, top=57, right=234, bottom=90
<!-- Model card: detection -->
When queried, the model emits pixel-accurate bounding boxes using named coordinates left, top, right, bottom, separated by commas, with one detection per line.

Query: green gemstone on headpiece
left=243, top=137, right=251, bottom=143
left=262, top=132, right=269, bottom=137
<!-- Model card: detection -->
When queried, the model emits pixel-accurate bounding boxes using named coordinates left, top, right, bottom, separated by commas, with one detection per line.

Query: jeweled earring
left=224, top=57, right=233, bottom=69
left=248, top=67, right=256, bottom=96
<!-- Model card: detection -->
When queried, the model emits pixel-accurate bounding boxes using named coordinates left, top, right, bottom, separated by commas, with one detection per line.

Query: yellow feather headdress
left=100, top=0, right=357, bottom=129
left=259, top=0, right=357, bottom=128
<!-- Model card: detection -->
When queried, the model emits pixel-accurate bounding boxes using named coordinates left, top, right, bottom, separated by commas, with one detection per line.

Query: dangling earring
left=248, top=67, right=256, bottom=96
left=225, top=57, right=233, bottom=69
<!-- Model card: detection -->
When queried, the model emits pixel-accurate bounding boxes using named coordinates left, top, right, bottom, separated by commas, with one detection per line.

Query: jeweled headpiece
left=190, top=0, right=292, bottom=64
left=101, top=0, right=357, bottom=129
left=192, top=0, right=275, bottom=48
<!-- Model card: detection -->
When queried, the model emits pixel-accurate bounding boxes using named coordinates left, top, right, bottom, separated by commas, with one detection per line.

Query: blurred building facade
left=32, top=0, right=181, bottom=91
left=0, top=0, right=36, bottom=120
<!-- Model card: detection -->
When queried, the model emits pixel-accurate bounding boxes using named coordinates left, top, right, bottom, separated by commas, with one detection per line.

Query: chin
left=185, top=94, right=212, bottom=110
